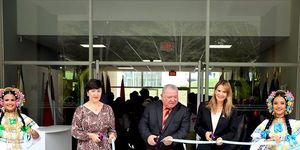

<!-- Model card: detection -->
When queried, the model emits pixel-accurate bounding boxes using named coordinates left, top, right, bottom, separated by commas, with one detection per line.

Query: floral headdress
left=0, top=87, right=25, bottom=108
left=266, top=90, right=294, bottom=114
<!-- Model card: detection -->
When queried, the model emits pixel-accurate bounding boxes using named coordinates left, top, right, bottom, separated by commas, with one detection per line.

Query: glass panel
left=91, top=0, right=206, bottom=66
left=190, top=89, right=214, bottom=97
left=161, top=72, right=190, bottom=86
left=112, top=87, right=160, bottom=102
left=106, top=71, right=198, bottom=105
left=4, top=0, right=89, bottom=61
left=123, top=72, right=142, bottom=86
left=143, top=72, right=162, bottom=87
left=178, top=90, right=188, bottom=106
left=2, top=1, right=299, bottom=148
left=190, top=72, right=198, bottom=87
left=4, top=65, right=90, bottom=125
left=191, top=66, right=297, bottom=106
left=206, top=66, right=297, bottom=110
left=109, top=71, right=197, bottom=88
left=209, top=0, right=298, bottom=63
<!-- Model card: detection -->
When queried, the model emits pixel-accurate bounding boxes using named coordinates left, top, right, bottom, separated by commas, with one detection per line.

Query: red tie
left=162, top=108, right=171, bottom=129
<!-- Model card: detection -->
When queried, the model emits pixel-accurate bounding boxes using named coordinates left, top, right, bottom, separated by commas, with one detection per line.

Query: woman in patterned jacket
left=71, top=79, right=117, bottom=150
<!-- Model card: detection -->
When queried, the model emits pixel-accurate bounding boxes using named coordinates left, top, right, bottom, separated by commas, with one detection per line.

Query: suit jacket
left=139, top=100, right=190, bottom=150
left=194, top=104, right=238, bottom=150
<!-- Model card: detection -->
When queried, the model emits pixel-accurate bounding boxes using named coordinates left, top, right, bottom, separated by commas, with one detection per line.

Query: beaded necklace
left=2, top=111, right=23, bottom=149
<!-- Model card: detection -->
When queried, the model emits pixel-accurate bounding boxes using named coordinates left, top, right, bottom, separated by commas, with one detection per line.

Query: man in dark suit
left=139, top=84, right=190, bottom=150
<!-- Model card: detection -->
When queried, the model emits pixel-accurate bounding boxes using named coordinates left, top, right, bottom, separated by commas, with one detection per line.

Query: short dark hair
left=85, top=79, right=103, bottom=92
left=140, top=88, right=149, bottom=97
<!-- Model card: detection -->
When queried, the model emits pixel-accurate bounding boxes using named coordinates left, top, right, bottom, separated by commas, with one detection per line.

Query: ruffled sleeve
left=286, top=120, right=300, bottom=149
left=251, top=119, right=269, bottom=142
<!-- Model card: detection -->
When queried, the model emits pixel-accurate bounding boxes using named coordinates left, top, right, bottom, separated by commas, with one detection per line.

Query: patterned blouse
left=71, top=104, right=116, bottom=150
left=250, top=119, right=300, bottom=150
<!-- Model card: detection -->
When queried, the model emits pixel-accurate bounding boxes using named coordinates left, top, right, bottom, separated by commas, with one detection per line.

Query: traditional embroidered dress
left=0, top=113, right=40, bottom=150
left=251, top=119, right=300, bottom=150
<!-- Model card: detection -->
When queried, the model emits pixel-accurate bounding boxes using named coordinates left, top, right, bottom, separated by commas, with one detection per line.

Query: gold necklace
left=3, top=112, right=22, bottom=149
left=275, top=117, right=284, bottom=123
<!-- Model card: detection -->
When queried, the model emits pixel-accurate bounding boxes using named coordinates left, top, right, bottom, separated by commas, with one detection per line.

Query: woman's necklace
left=274, top=116, right=284, bottom=133
left=3, top=111, right=23, bottom=149
left=275, top=116, right=284, bottom=123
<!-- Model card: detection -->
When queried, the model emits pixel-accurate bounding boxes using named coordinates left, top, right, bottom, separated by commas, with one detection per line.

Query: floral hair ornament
left=0, top=87, right=25, bottom=108
left=266, top=90, right=295, bottom=114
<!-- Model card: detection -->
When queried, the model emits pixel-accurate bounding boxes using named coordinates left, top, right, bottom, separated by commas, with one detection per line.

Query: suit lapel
left=215, top=112, right=224, bottom=134
left=207, top=108, right=213, bottom=131
left=157, top=101, right=163, bottom=130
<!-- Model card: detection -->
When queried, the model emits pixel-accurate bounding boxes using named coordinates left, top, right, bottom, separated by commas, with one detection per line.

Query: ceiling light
left=80, top=44, right=106, bottom=48
left=142, top=60, right=162, bottom=62
left=117, top=67, right=134, bottom=70
left=209, top=45, right=232, bottom=49
left=195, top=67, right=212, bottom=71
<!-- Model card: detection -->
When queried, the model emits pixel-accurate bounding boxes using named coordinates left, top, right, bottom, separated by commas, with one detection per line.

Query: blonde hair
left=207, top=80, right=234, bottom=118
